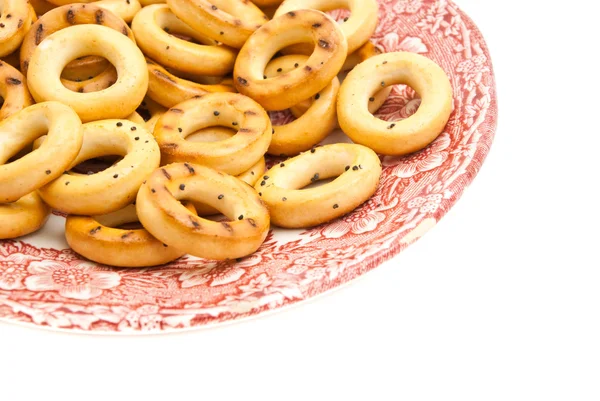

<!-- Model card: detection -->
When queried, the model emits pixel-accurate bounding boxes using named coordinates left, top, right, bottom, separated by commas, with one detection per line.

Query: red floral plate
left=0, top=0, right=497, bottom=333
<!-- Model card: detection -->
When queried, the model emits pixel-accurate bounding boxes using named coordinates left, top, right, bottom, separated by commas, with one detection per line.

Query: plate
left=0, top=0, right=497, bottom=333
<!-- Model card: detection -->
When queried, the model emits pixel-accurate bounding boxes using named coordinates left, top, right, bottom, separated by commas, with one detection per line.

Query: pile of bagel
left=0, top=0, right=453, bottom=267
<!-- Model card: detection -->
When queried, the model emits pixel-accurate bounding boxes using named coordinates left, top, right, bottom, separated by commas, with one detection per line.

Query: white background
left=2, top=1, right=600, bottom=400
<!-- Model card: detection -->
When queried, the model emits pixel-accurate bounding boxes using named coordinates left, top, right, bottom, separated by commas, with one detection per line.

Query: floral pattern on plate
left=0, top=0, right=497, bottom=333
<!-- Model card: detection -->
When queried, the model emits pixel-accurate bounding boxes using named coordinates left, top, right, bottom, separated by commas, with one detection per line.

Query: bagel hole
left=60, top=56, right=112, bottom=82
left=184, top=126, right=237, bottom=143
left=164, top=66, right=228, bottom=85
left=115, top=222, right=145, bottom=230
left=327, top=8, right=352, bottom=23
left=168, top=32, right=209, bottom=46
left=5, top=140, right=36, bottom=164
left=374, top=84, right=421, bottom=121
left=135, top=106, right=153, bottom=122
left=70, top=155, right=123, bottom=175
left=301, top=177, right=337, bottom=190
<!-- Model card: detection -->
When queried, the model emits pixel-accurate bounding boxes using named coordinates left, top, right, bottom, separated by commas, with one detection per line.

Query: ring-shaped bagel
left=0, top=61, right=34, bottom=120
left=0, top=0, right=35, bottom=57
left=65, top=203, right=195, bottom=267
left=264, top=55, right=338, bottom=156
left=92, top=0, right=142, bottom=23
left=274, top=0, right=378, bottom=55
left=0, top=101, right=83, bottom=203
left=338, top=52, right=453, bottom=155
left=26, top=24, right=148, bottom=122
left=61, top=65, right=117, bottom=93
left=132, top=5, right=237, bottom=77
left=166, top=0, right=268, bottom=49
left=257, top=143, right=381, bottom=228
left=0, top=192, right=51, bottom=239
left=146, top=58, right=235, bottom=108
left=136, top=162, right=270, bottom=260
left=233, top=9, right=347, bottom=111
left=20, top=4, right=135, bottom=80
left=38, top=119, right=160, bottom=215
left=154, top=93, right=272, bottom=175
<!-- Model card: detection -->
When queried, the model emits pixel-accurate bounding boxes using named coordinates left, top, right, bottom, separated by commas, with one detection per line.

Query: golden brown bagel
left=136, top=163, right=270, bottom=260
left=338, top=52, right=453, bottom=155
left=154, top=93, right=271, bottom=175
left=166, top=0, right=268, bottom=49
left=0, top=101, right=83, bottom=203
left=233, top=9, right=347, bottom=111
left=26, top=24, right=148, bottom=122
left=257, top=143, right=382, bottom=228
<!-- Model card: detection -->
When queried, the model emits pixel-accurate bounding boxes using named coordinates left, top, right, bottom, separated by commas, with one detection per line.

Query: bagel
left=0, top=192, right=51, bottom=239
left=26, top=24, right=148, bottom=122
left=0, top=61, right=34, bottom=120
left=264, top=55, right=338, bottom=156
left=136, top=162, right=270, bottom=260
left=338, top=52, right=453, bottom=155
left=65, top=203, right=196, bottom=267
left=257, top=143, right=382, bottom=228
left=154, top=93, right=271, bottom=175
left=0, top=101, right=83, bottom=203
left=146, top=58, right=235, bottom=108
left=38, top=119, right=160, bottom=215
left=20, top=4, right=135, bottom=82
left=132, top=5, right=237, bottom=76
left=233, top=9, right=347, bottom=111
left=166, top=0, right=268, bottom=49
left=0, top=0, right=35, bottom=57
left=274, top=0, right=378, bottom=55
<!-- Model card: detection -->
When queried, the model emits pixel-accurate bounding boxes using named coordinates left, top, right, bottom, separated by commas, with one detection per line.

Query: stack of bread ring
left=0, top=0, right=453, bottom=267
